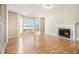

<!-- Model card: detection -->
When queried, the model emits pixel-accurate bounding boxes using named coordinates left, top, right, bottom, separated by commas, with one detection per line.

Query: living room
left=0, top=4, right=79, bottom=54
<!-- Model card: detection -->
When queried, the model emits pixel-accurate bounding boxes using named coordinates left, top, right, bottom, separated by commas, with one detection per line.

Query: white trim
left=47, top=33, right=75, bottom=41
left=2, top=37, right=8, bottom=54
left=8, top=33, right=23, bottom=39
left=1, top=5, right=8, bottom=54
left=8, top=35, right=17, bottom=39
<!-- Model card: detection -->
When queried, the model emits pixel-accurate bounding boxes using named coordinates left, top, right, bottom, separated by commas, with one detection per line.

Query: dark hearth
left=59, top=28, right=70, bottom=38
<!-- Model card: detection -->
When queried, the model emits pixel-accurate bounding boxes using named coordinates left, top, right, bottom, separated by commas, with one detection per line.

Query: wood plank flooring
left=4, top=33, right=79, bottom=54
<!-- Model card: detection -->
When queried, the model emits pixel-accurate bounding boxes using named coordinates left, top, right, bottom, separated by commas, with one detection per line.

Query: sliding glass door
left=22, top=16, right=45, bottom=35
left=23, top=16, right=37, bottom=34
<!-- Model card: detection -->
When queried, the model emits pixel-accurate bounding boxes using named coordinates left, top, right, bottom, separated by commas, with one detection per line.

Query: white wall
left=45, top=6, right=79, bottom=37
left=76, top=23, right=79, bottom=40
left=0, top=5, right=8, bottom=53
left=17, top=14, right=23, bottom=35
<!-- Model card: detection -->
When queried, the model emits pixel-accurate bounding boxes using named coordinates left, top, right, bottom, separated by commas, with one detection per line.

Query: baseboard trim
left=2, top=39, right=8, bottom=54
left=8, top=33, right=24, bottom=39
left=8, top=36, right=17, bottom=39
left=46, top=33, right=75, bottom=41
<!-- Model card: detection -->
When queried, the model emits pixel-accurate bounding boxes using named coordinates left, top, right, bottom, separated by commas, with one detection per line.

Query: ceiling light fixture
left=42, top=4, right=53, bottom=9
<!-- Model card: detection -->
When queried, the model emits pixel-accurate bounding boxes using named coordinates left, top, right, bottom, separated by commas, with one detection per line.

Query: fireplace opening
left=59, top=28, right=70, bottom=38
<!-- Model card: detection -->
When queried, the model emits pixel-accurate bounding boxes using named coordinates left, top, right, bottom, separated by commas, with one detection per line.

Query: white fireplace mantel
left=56, top=24, right=76, bottom=40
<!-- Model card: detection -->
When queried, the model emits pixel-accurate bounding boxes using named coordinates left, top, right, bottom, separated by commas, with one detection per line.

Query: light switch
left=0, top=16, right=1, bottom=20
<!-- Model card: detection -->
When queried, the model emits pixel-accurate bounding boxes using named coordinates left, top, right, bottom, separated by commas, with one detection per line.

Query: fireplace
left=56, top=25, right=75, bottom=40
left=59, top=28, right=70, bottom=38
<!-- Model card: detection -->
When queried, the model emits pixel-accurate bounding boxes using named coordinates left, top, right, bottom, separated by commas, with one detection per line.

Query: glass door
left=23, top=16, right=37, bottom=34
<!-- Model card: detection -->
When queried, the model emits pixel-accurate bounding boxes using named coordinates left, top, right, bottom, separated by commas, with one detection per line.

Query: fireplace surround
left=56, top=25, right=75, bottom=40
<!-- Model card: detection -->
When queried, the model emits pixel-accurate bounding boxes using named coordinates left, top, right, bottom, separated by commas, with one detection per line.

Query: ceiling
left=7, top=4, right=79, bottom=17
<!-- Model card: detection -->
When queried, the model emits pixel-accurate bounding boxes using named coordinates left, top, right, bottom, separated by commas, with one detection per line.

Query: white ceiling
left=7, top=4, right=79, bottom=17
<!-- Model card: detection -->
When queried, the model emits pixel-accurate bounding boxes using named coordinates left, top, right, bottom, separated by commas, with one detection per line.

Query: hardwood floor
left=4, top=33, right=79, bottom=54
